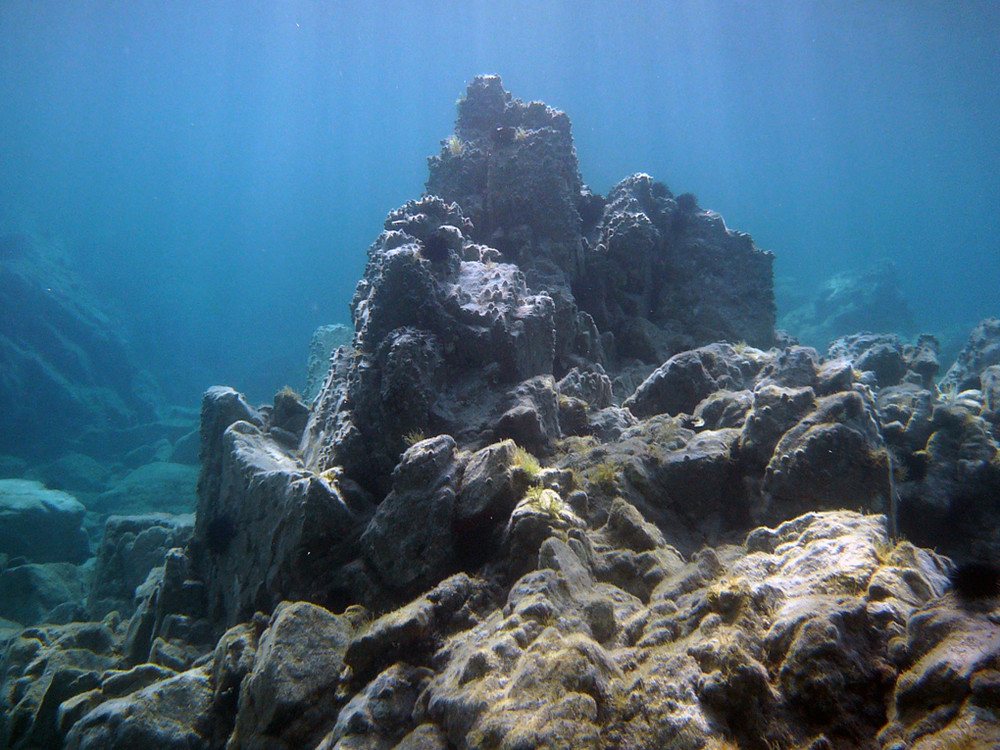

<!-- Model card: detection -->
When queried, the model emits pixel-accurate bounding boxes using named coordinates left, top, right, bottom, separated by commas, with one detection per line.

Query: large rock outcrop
left=189, top=387, right=375, bottom=628
left=10, top=77, right=1000, bottom=749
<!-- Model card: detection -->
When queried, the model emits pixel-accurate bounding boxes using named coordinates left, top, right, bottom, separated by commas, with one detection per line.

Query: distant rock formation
left=0, top=232, right=160, bottom=461
left=779, top=260, right=917, bottom=349
left=304, top=323, right=352, bottom=403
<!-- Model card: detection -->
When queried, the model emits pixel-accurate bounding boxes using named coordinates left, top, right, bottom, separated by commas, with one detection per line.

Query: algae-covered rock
left=228, top=601, right=353, bottom=750
left=879, top=598, right=1000, bottom=748
left=761, top=389, right=893, bottom=525
left=64, top=668, right=213, bottom=750
left=1, top=619, right=124, bottom=748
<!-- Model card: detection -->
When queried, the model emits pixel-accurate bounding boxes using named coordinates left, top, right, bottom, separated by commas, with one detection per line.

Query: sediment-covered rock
left=64, top=667, right=213, bottom=750
left=227, top=601, right=354, bottom=750
left=1, top=618, right=125, bottom=748
left=0, top=479, right=90, bottom=564
left=879, top=595, right=1000, bottom=748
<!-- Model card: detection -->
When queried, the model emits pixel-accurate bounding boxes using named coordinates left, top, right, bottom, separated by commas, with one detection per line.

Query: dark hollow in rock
left=949, top=561, right=1000, bottom=602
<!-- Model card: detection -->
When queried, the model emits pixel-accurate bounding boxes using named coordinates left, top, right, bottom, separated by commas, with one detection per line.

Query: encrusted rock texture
left=4, top=76, right=1000, bottom=750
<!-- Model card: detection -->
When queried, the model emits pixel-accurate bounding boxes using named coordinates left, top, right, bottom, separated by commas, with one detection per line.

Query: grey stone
left=191, top=417, right=373, bottom=628
left=64, top=668, right=213, bottom=750
left=584, top=172, right=775, bottom=365
left=229, top=601, right=353, bottom=750
left=624, top=343, right=760, bottom=419
left=494, top=375, right=561, bottom=455
left=738, top=384, right=816, bottom=468
left=87, top=513, right=194, bottom=619
left=454, top=440, right=528, bottom=563
left=360, top=436, right=461, bottom=599
left=0, top=561, right=88, bottom=626
left=828, top=332, right=908, bottom=388
left=0, top=479, right=90, bottom=564
left=317, top=663, right=434, bottom=749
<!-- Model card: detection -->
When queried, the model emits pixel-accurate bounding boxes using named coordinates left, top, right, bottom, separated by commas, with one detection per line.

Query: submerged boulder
left=190, top=414, right=374, bottom=629
left=360, top=436, right=463, bottom=600
left=0, top=561, right=88, bottom=626
left=87, top=514, right=195, bottom=619
left=0, top=479, right=90, bottom=564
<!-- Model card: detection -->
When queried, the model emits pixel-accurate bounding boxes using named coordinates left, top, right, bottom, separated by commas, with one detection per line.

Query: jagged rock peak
left=426, top=74, right=588, bottom=267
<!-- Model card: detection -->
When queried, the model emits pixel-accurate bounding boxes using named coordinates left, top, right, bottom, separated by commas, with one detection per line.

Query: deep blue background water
left=2, top=1, right=998, bottom=404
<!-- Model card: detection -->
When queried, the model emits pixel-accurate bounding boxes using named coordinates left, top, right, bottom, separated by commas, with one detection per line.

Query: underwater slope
left=4, top=77, right=1000, bottom=750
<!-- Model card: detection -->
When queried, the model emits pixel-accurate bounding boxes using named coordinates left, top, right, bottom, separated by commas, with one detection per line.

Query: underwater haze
left=7, top=4, right=1000, bottom=745
left=2, top=0, right=999, bottom=402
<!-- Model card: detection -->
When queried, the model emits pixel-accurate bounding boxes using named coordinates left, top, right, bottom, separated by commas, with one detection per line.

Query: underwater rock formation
left=4, top=76, right=1000, bottom=750
left=780, top=260, right=917, bottom=350
left=86, top=514, right=195, bottom=620
left=304, top=323, right=353, bottom=403
left=940, top=316, right=1000, bottom=391
left=0, top=479, right=90, bottom=564
left=426, top=76, right=775, bottom=375
left=585, top=174, right=775, bottom=366
left=0, top=232, right=160, bottom=462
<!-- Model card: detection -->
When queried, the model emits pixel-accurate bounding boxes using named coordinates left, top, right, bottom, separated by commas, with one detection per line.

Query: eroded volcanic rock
left=6, top=76, right=1000, bottom=750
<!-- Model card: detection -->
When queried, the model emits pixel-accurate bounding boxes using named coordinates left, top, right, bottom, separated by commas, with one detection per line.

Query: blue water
left=2, top=0, right=998, bottom=403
